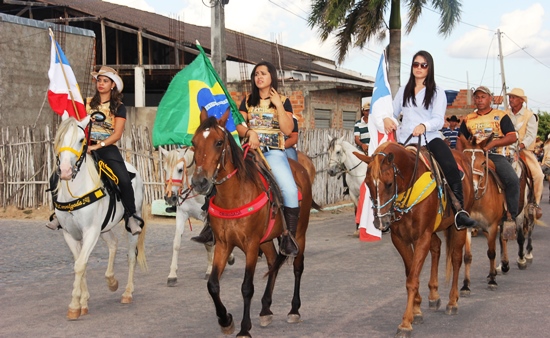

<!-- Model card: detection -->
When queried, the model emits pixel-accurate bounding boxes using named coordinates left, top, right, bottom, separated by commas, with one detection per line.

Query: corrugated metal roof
left=28, top=0, right=371, bottom=83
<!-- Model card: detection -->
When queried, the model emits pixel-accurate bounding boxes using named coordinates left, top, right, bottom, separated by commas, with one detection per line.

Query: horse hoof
left=167, top=278, right=177, bottom=287
left=221, top=318, right=235, bottom=335
left=228, top=256, right=235, bottom=266
left=395, top=327, right=412, bottom=338
left=107, top=279, right=118, bottom=292
left=487, top=281, right=498, bottom=291
left=287, top=313, right=301, bottom=323
left=445, top=305, right=458, bottom=315
left=67, top=308, right=80, bottom=320
left=260, top=314, right=273, bottom=327
left=412, top=314, right=423, bottom=324
left=121, top=295, right=133, bottom=304
left=517, top=259, right=527, bottom=270
left=80, top=307, right=89, bottom=316
left=501, top=262, right=510, bottom=274
left=429, top=298, right=441, bottom=310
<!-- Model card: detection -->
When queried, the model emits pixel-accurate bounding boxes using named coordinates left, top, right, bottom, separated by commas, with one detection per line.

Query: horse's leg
left=79, top=270, right=89, bottom=316
left=525, top=220, right=534, bottom=262
left=516, top=217, right=528, bottom=270
left=461, top=230, right=472, bottom=296
left=484, top=221, right=499, bottom=289
left=168, top=209, right=186, bottom=286
left=259, top=242, right=279, bottom=327
left=63, top=228, right=100, bottom=320
left=207, top=242, right=234, bottom=335
left=288, top=246, right=305, bottom=323
left=237, top=243, right=261, bottom=337
left=446, top=228, right=465, bottom=315
left=100, top=230, right=119, bottom=292
left=498, top=221, right=510, bottom=274
left=428, top=233, right=441, bottom=311
left=121, top=230, right=139, bottom=304
left=205, top=243, right=214, bottom=280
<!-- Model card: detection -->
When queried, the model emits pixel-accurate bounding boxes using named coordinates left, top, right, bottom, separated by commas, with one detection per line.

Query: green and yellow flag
left=152, top=44, right=244, bottom=147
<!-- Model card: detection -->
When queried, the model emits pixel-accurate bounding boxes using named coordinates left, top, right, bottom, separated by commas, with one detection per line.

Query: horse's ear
left=219, top=107, right=230, bottom=128
left=458, top=134, right=468, bottom=149
left=159, top=146, right=168, bottom=157
left=353, top=151, right=372, bottom=164
left=61, top=112, right=70, bottom=121
left=339, top=135, right=345, bottom=143
left=326, top=134, right=333, bottom=143
left=78, top=115, right=90, bottom=129
left=200, top=107, right=208, bottom=122
left=386, top=152, right=394, bottom=163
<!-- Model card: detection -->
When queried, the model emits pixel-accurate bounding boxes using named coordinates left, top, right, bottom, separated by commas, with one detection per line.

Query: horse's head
left=356, top=143, right=399, bottom=231
left=326, top=135, right=347, bottom=176
left=161, top=146, right=194, bottom=206
left=54, top=114, right=91, bottom=180
left=459, top=134, right=492, bottom=195
left=191, top=108, right=232, bottom=194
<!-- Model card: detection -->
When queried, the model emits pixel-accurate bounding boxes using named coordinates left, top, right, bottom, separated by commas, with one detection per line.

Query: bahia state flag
left=357, top=50, right=397, bottom=242
left=47, top=29, right=87, bottom=120
left=152, top=43, right=244, bottom=147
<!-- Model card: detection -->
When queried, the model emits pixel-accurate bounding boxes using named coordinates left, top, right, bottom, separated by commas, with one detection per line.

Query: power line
left=502, top=32, right=550, bottom=71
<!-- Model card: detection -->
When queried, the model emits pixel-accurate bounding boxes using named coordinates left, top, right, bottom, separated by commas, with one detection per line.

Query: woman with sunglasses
left=382, top=50, right=476, bottom=230
left=46, top=66, right=143, bottom=235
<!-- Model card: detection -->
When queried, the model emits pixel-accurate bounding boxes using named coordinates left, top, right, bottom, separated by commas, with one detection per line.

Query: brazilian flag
left=152, top=43, right=245, bottom=147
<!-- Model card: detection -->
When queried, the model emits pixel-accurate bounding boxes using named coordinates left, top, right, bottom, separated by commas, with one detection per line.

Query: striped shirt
left=354, top=118, right=370, bottom=145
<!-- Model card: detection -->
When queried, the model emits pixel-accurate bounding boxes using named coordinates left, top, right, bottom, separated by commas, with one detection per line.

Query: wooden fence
left=0, top=125, right=355, bottom=211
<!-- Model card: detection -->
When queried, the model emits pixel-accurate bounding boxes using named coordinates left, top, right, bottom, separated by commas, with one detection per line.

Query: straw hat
left=91, top=66, right=124, bottom=93
left=362, top=102, right=371, bottom=110
left=506, top=88, right=527, bottom=103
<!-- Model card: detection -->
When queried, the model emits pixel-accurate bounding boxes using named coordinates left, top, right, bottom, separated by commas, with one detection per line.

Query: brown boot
left=191, top=221, right=214, bottom=245
left=46, top=214, right=60, bottom=230
left=279, top=207, right=300, bottom=257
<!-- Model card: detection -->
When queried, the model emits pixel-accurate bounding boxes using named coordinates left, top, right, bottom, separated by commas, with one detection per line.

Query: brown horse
left=190, top=109, right=315, bottom=337
left=356, top=141, right=474, bottom=337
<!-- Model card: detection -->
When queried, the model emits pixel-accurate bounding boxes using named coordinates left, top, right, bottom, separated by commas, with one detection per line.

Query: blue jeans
left=264, top=149, right=299, bottom=207
left=285, top=147, right=298, bottom=161
left=489, top=154, right=519, bottom=218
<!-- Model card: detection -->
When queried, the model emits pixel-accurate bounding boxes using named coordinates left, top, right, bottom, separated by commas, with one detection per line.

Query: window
left=343, top=110, right=356, bottom=130
left=314, top=108, right=331, bottom=129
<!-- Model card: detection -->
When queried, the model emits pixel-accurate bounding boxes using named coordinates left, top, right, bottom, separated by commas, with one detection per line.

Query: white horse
left=326, top=136, right=367, bottom=233
left=160, top=147, right=234, bottom=285
left=53, top=114, right=146, bottom=320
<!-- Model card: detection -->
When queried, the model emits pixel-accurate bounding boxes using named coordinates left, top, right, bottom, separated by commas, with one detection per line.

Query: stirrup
left=454, top=210, right=475, bottom=231
left=279, top=233, right=299, bottom=257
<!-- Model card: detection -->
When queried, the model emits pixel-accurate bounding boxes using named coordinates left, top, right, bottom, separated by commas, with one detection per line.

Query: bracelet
left=244, top=129, right=253, bottom=138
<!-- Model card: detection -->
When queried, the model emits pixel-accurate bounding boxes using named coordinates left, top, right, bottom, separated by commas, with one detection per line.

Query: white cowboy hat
left=506, top=88, right=527, bottom=104
left=91, top=66, right=124, bottom=93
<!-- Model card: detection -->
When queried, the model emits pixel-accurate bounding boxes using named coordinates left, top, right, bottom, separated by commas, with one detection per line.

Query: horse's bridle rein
left=463, top=148, right=489, bottom=200
left=209, top=125, right=238, bottom=186
left=328, top=145, right=364, bottom=177
left=55, top=125, right=88, bottom=180
left=369, top=152, right=401, bottom=225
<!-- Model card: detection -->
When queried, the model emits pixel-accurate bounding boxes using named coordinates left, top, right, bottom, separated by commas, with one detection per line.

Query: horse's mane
left=54, top=118, right=80, bottom=152
left=196, top=116, right=263, bottom=189
left=369, top=142, right=392, bottom=181
left=328, top=137, right=337, bottom=151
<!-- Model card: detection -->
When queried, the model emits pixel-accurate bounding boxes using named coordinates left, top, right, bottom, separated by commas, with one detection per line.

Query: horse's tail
left=136, top=222, right=148, bottom=272
left=264, top=252, right=288, bottom=278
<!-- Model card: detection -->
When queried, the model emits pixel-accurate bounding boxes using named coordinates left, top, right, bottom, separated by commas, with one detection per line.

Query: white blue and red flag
left=47, top=30, right=86, bottom=120
left=357, top=50, right=397, bottom=242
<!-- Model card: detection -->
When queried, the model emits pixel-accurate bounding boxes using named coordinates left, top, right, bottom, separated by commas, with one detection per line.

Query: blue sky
left=105, top=0, right=550, bottom=111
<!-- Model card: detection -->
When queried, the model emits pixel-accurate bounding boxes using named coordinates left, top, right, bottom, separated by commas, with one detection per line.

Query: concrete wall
left=0, top=14, right=95, bottom=127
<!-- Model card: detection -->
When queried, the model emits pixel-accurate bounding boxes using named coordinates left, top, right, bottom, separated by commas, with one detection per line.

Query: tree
left=308, top=0, right=462, bottom=96
left=537, top=111, right=550, bottom=141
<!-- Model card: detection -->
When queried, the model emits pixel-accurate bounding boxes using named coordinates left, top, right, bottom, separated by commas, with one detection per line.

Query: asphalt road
left=1, top=184, right=550, bottom=338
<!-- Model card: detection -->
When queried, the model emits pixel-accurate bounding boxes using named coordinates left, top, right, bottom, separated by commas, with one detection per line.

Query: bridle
left=55, top=124, right=89, bottom=180
left=369, top=152, right=401, bottom=228
left=207, top=125, right=238, bottom=186
left=164, top=148, right=198, bottom=205
left=463, top=148, right=489, bottom=200
left=328, top=143, right=364, bottom=177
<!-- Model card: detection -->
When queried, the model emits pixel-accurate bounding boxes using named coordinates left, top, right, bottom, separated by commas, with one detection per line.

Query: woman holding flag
left=382, top=50, right=475, bottom=230
left=47, top=66, right=143, bottom=235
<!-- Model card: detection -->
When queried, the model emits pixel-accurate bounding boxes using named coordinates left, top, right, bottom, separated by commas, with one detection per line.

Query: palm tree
left=308, top=0, right=462, bottom=96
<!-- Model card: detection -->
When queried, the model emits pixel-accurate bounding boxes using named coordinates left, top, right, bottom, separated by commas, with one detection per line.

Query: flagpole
left=49, top=28, right=81, bottom=121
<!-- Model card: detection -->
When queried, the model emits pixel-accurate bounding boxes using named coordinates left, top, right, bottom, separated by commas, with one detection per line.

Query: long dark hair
left=247, top=61, right=279, bottom=108
left=89, top=76, right=124, bottom=114
left=402, top=50, right=436, bottom=110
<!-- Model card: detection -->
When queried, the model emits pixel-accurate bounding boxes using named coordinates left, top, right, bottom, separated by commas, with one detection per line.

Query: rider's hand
left=412, top=124, right=426, bottom=137
left=247, top=130, right=260, bottom=150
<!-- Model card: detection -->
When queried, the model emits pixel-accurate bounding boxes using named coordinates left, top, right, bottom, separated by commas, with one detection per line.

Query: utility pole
left=211, top=0, right=227, bottom=83
left=497, top=29, right=508, bottom=109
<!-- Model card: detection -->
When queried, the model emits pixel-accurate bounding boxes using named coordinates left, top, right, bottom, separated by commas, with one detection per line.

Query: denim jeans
left=264, top=148, right=299, bottom=207
left=489, top=153, right=519, bottom=218
left=285, top=147, right=298, bottom=161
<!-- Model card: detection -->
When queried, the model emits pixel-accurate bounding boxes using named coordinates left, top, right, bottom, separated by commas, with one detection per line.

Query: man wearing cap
left=507, top=88, right=543, bottom=216
left=457, top=86, right=519, bottom=239
left=442, top=115, right=460, bottom=149
left=354, top=102, right=371, bottom=153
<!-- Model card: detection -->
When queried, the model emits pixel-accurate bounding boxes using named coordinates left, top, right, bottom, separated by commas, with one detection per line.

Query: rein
left=463, top=148, right=489, bottom=200
left=328, top=143, right=365, bottom=177
left=164, top=150, right=200, bottom=205
left=55, top=124, right=90, bottom=180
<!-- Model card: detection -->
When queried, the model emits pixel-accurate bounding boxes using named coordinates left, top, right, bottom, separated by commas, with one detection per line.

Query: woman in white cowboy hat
left=46, top=66, right=143, bottom=235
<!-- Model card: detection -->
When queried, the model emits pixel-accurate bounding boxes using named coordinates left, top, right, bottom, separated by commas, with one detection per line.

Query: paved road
left=2, top=185, right=550, bottom=337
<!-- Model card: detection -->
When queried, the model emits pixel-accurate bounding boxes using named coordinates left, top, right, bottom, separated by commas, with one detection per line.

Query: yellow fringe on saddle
left=396, top=171, right=447, bottom=231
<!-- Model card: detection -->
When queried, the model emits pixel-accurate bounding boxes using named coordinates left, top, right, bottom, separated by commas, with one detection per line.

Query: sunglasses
left=412, top=62, right=429, bottom=69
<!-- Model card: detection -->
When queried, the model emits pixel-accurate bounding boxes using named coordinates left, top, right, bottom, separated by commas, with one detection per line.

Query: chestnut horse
left=356, top=141, right=474, bottom=337
left=190, top=109, right=314, bottom=337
